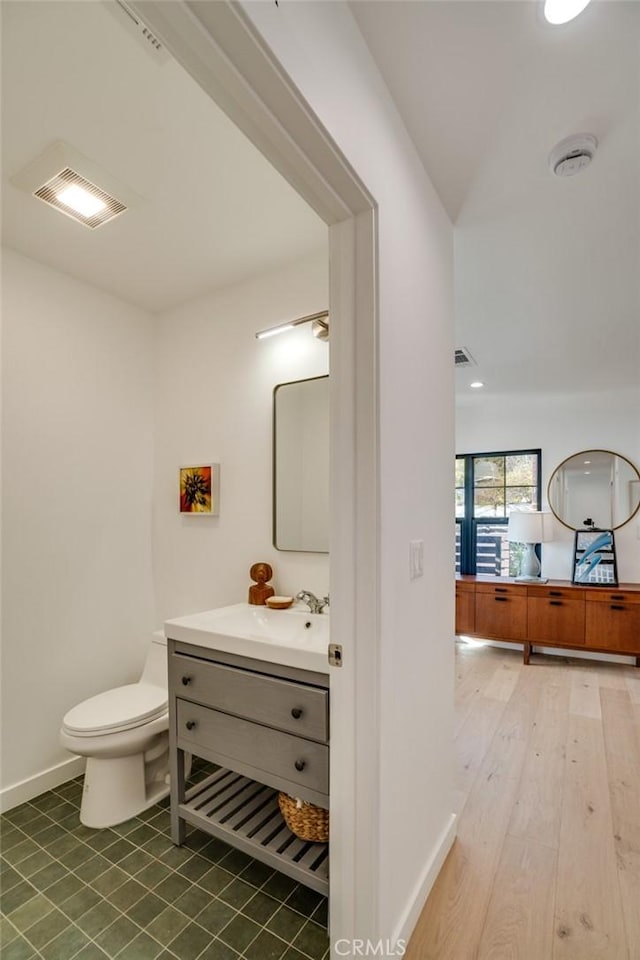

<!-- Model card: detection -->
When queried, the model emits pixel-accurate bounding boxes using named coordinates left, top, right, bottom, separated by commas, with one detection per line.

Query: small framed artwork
left=179, top=464, right=220, bottom=515
left=572, top=528, right=618, bottom=586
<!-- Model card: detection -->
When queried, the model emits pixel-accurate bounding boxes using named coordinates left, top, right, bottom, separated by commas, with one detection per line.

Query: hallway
left=407, top=642, right=640, bottom=959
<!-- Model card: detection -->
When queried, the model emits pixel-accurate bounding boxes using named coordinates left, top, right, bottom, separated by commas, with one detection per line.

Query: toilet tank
left=140, top=631, right=168, bottom=690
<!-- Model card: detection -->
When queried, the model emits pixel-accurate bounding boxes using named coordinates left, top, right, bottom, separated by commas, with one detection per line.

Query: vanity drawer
left=170, top=653, right=328, bottom=743
left=176, top=700, right=329, bottom=794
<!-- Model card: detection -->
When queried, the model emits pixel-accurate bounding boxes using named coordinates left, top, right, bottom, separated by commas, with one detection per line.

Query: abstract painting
left=179, top=464, right=220, bottom=515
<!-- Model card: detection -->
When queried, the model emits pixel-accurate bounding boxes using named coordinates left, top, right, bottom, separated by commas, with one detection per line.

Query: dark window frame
left=456, top=448, right=542, bottom=576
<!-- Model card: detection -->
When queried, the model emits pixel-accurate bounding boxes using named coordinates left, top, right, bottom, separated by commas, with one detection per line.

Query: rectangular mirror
left=273, top=375, right=329, bottom=552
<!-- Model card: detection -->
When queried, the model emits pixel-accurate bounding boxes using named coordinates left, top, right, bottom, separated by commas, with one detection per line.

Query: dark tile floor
left=1, top=762, right=329, bottom=960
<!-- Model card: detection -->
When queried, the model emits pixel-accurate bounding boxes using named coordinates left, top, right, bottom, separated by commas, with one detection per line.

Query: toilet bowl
left=60, top=632, right=171, bottom=828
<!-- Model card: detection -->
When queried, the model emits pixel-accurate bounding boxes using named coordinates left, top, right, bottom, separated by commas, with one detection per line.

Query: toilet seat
left=62, top=683, right=167, bottom=737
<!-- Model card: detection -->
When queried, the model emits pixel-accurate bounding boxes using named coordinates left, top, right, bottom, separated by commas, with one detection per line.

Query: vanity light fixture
left=470, top=381, right=484, bottom=389
left=543, top=0, right=591, bottom=24
left=255, top=310, right=329, bottom=341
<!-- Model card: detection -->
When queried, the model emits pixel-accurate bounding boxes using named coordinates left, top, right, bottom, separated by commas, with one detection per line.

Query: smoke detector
left=548, top=134, right=598, bottom=177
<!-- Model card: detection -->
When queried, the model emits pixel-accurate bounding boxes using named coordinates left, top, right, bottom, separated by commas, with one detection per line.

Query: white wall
left=152, top=253, right=329, bottom=623
left=1, top=248, right=155, bottom=801
left=456, top=386, right=640, bottom=581
left=0, top=244, right=330, bottom=806
left=242, top=2, right=455, bottom=946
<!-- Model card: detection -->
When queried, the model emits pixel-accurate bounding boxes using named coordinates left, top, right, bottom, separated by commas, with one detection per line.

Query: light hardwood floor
left=406, top=641, right=640, bottom=960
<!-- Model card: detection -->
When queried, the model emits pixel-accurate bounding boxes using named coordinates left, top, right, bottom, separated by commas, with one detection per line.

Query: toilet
left=60, top=631, right=171, bottom=828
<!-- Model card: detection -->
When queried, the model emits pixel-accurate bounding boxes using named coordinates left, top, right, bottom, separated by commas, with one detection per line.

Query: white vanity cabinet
left=167, top=637, right=330, bottom=894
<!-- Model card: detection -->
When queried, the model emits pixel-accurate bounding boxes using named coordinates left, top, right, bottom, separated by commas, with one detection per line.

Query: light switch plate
left=410, top=539, right=424, bottom=579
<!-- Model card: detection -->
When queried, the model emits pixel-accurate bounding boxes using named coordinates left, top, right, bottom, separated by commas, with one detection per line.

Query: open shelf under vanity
left=180, top=766, right=329, bottom=894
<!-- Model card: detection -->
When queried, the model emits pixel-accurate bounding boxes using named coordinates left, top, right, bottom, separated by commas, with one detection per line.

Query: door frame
left=129, top=1, right=381, bottom=944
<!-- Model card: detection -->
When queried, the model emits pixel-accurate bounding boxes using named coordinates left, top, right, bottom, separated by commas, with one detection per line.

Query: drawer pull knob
left=291, top=708, right=303, bottom=719
left=495, top=597, right=508, bottom=603
left=549, top=591, right=562, bottom=597
left=185, top=720, right=197, bottom=731
left=611, top=596, right=625, bottom=601
left=294, top=759, right=306, bottom=772
left=181, top=676, right=192, bottom=686
left=495, top=587, right=508, bottom=593
left=611, top=604, right=625, bottom=611
left=550, top=601, right=562, bottom=606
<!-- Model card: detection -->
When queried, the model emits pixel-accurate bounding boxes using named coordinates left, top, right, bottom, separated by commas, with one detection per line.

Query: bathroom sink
left=164, top=603, right=330, bottom=673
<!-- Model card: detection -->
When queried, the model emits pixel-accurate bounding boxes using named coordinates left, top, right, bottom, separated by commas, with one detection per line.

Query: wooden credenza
left=455, top=576, right=640, bottom=665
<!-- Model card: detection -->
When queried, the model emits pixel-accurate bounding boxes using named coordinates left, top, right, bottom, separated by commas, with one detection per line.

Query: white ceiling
left=2, top=1, right=638, bottom=399
left=1, top=1, right=326, bottom=314
left=352, top=0, right=640, bottom=397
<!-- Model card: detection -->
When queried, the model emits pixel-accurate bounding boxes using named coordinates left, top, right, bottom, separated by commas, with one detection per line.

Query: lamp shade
left=507, top=511, right=550, bottom=544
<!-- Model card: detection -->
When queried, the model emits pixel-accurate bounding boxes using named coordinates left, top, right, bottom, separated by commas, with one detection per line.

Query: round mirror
left=547, top=449, right=640, bottom=530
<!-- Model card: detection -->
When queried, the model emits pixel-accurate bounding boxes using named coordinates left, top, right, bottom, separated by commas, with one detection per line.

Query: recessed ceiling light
left=584, top=460, right=591, bottom=464
left=543, top=0, right=591, bottom=25
left=470, top=381, right=484, bottom=389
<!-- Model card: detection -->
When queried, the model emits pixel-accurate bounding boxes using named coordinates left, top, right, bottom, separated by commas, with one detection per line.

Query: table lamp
left=507, top=511, right=551, bottom=582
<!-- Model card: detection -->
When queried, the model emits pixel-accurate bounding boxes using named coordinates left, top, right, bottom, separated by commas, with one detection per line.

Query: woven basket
left=278, top=793, right=329, bottom=843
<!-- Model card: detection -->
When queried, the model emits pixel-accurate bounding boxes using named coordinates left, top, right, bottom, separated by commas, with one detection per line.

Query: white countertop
left=164, top=602, right=330, bottom=674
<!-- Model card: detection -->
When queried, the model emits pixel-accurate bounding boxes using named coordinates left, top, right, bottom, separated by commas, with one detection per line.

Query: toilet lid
left=62, top=683, right=167, bottom=736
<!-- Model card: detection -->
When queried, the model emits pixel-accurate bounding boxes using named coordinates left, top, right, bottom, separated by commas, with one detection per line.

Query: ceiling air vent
left=107, top=1, right=171, bottom=64
left=11, top=141, right=140, bottom=230
left=455, top=348, right=477, bottom=367
left=34, top=168, right=127, bottom=229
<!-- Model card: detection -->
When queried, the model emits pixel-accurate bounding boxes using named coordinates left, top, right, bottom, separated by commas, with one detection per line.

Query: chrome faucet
left=295, top=590, right=330, bottom=614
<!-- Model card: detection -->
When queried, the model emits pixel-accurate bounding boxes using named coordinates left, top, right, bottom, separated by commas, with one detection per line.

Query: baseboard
left=0, top=756, right=86, bottom=813
left=390, top=812, right=457, bottom=948
left=462, top=637, right=636, bottom=667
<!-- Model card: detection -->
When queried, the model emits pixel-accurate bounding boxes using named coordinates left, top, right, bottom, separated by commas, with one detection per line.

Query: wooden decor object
left=248, top=562, right=275, bottom=605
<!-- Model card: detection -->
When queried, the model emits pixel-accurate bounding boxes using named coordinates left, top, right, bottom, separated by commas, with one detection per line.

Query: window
left=455, top=449, right=542, bottom=576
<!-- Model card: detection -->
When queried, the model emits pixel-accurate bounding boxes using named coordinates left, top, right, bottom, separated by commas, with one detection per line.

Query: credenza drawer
left=474, top=593, right=527, bottom=641
left=585, top=601, right=640, bottom=653
left=527, top=597, right=585, bottom=645
left=170, top=652, right=328, bottom=743
left=455, top=580, right=475, bottom=594
left=475, top=582, right=527, bottom=598
left=527, top=585, right=586, bottom=601
left=176, top=700, right=329, bottom=794
left=584, top=590, right=640, bottom=606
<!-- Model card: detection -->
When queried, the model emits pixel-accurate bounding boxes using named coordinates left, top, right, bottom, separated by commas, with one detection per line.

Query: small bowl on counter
left=265, top=596, right=294, bottom=610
